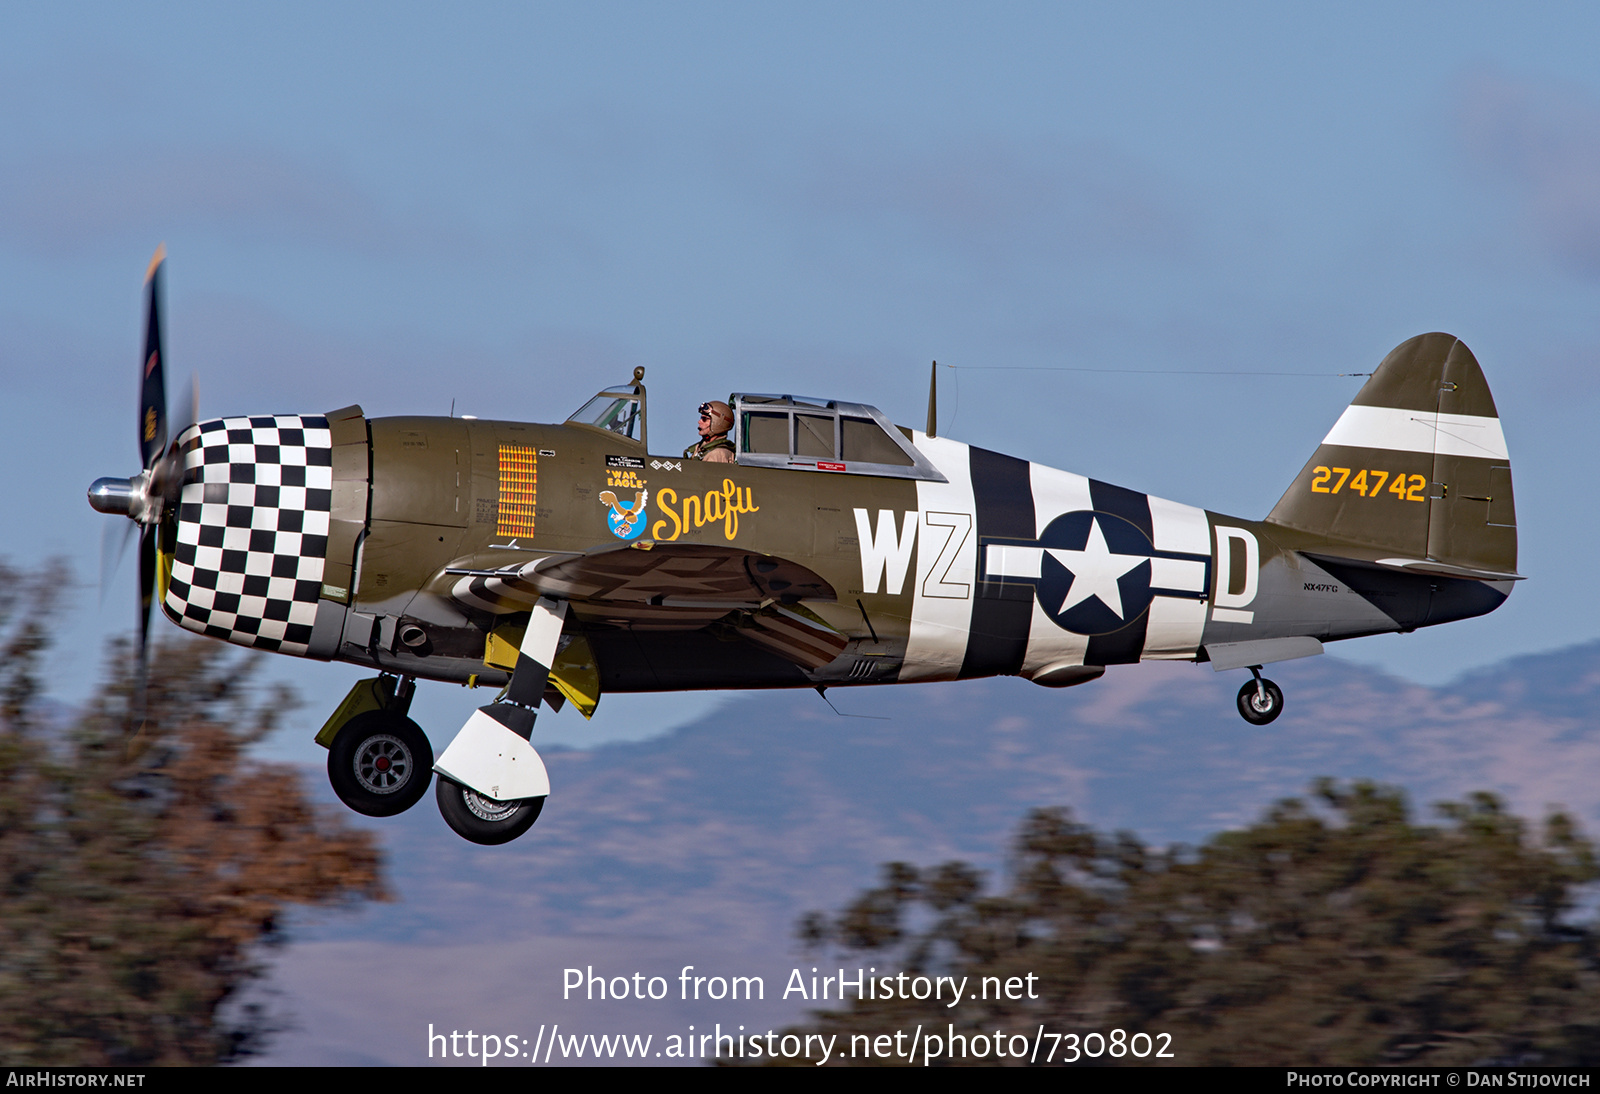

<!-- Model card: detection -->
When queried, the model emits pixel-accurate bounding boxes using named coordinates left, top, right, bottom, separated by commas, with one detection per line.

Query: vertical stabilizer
left=1267, top=333, right=1516, bottom=576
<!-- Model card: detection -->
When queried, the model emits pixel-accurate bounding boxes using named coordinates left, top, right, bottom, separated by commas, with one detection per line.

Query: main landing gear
left=435, top=777, right=545, bottom=845
left=316, top=665, right=553, bottom=845
left=328, top=709, right=435, bottom=817
left=429, top=596, right=569, bottom=845
left=321, top=675, right=437, bottom=817
left=1236, top=666, right=1284, bottom=725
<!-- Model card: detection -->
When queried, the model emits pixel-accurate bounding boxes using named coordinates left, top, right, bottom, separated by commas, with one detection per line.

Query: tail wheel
left=1236, top=678, right=1284, bottom=725
left=435, top=776, right=544, bottom=845
left=327, top=711, right=434, bottom=817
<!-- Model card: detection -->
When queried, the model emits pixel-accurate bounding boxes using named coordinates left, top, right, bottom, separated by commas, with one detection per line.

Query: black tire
left=1236, top=678, right=1284, bottom=725
left=435, top=776, right=544, bottom=845
left=327, top=711, right=434, bottom=817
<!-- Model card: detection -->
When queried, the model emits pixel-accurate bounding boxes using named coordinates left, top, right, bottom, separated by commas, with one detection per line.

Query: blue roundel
left=608, top=506, right=647, bottom=540
left=1034, top=510, right=1155, bottom=635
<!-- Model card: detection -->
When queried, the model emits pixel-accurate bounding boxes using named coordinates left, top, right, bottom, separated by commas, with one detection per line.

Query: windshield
left=568, top=392, right=642, bottom=441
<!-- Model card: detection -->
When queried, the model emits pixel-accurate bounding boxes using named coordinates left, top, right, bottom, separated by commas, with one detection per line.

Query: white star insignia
left=1045, top=518, right=1147, bottom=619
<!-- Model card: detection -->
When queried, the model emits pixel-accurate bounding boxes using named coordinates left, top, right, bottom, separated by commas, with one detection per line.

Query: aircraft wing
left=446, top=542, right=839, bottom=632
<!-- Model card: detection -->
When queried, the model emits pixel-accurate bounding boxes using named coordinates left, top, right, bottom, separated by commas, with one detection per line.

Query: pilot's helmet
left=698, top=400, right=733, bottom=433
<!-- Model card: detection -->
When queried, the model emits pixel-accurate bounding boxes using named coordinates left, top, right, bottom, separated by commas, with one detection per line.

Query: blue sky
left=6, top=2, right=1600, bottom=746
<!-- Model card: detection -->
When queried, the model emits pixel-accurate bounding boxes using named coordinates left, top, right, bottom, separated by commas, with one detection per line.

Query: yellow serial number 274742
left=1310, top=467, right=1427, bottom=501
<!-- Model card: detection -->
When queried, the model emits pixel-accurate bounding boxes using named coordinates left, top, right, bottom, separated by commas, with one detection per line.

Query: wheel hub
left=353, top=734, right=412, bottom=794
left=463, top=788, right=520, bottom=822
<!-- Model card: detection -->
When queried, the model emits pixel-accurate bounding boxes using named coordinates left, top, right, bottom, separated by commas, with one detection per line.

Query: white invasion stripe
left=1020, top=463, right=1094, bottom=678
left=1144, top=597, right=1208, bottom=659
left=1144, top=493, right=1210, bottom=660
left=1148, top=494, right=1211, bottom=554
left=904, top=433, right=979, bottom=683
left=519, top=597, right=568, bottom=665
left=1027, top=463, right=1094, bottom=538
left=1150, top=556, right=1206, bottom=591
left=1321, top=405, right=1508, bottom=460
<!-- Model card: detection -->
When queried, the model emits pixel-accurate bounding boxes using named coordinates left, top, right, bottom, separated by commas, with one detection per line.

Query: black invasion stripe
left=484, top=701, right=538, bottom=740
left=504, top=653, right=553, bottom=711
left=1088, top=478, right=1152, bottom=539
left=961, top=447, right=1034, bottom=678
left=1085, top=479, right=1153, bottom=666
left=469, top=577, right=525, bottom=610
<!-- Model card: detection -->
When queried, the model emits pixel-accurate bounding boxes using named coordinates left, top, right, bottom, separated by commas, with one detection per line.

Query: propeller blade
left=99, top=519, right=135, bottom=608
left=138, top=245, right=168, bottom=471
left=172, top=371, right=198, bottom=441
left=138, top=524, right=156, bottom=667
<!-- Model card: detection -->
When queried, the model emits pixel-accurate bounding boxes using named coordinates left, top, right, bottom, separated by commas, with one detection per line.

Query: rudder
left=1266, top=333, right=1517, bottom=577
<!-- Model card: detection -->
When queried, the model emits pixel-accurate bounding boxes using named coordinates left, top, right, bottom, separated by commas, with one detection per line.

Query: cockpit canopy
left=729, top=394, right=945, bottom=481
left=564, top=374, right=944, bottom=481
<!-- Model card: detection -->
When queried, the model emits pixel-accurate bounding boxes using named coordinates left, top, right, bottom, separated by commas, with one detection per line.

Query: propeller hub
left=88, top=472, right=154, bottom=522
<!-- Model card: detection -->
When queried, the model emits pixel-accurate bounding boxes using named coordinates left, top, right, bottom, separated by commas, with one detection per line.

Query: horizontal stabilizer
left=1206, top=636, right=1323, bottom=672
left=1301, top=550, right=1522, bottom=583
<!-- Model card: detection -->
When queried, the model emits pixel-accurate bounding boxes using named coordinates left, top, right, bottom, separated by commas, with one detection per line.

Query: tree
left=789, top=780, right=1600, bottom=1066
left=0, top=562, right=386, bottom=1065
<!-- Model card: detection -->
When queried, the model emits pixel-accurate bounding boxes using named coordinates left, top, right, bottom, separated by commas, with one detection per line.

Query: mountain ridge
left=253, top=638, right=1600, bottom=1064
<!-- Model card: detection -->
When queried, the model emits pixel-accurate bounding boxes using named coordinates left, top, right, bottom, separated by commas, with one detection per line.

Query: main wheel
left=435, top=776, right=544, bottom=845
left=1236, top=678, right=1284, bottom=725
left=327, top=711, right=434, bottom=817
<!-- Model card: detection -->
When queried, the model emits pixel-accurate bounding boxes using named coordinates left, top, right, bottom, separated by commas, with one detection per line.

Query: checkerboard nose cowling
left=163, top=415, right=336, bottom=656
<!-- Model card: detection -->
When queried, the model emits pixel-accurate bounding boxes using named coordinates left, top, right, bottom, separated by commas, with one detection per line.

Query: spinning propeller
left=88, top=246, right=198, bottom=668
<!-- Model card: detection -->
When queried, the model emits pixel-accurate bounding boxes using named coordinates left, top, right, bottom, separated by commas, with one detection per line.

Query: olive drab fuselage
left=158, top=344, right=1514, bottom=704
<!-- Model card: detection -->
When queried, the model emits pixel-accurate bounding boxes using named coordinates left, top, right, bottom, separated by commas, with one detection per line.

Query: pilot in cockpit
left=685, top=400, right=735, bottom=463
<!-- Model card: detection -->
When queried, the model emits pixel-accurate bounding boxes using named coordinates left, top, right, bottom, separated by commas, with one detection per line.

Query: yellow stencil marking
left=497, top=444, right=537, bottom=537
